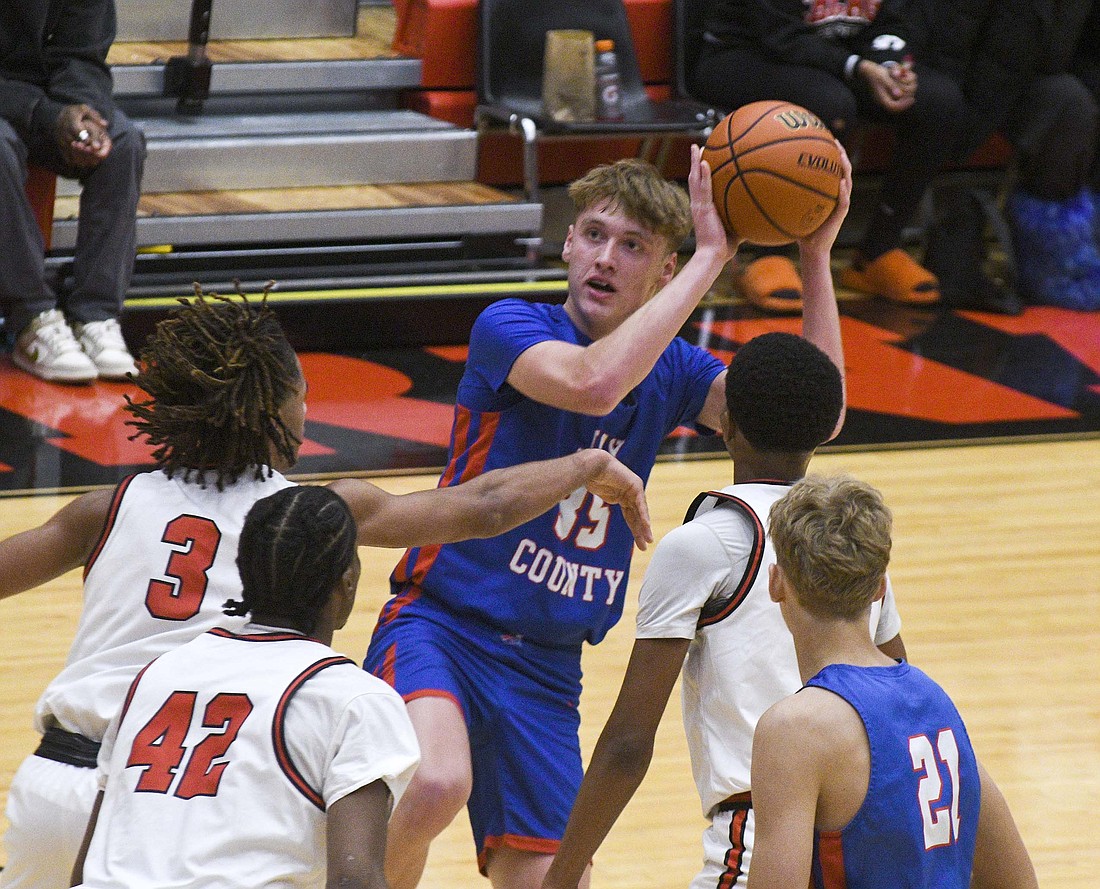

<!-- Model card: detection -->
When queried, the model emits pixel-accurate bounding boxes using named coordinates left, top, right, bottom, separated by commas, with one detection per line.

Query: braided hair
left=224, top=485, right=358, bottom=635
left=125, top=288, right=301, bottom=490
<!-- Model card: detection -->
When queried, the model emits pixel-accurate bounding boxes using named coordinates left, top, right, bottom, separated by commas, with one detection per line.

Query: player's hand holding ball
left=702, top=101, right=843, bottom=246
left=689, top=143, right=742, bottom=265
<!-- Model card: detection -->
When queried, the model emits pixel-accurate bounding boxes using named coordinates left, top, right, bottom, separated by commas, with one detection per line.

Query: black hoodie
left=0, top=0, right=117, bottom=144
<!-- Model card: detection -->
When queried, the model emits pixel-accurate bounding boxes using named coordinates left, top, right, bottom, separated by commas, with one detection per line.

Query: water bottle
left=594, top=39, right=625, bottom=122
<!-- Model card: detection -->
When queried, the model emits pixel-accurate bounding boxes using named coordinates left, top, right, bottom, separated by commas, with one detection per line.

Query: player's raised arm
left=0, top=488, right=113, bottom=601
left=506, top=147, right=740, bottom=416
left=797, top=141, right=851, bottom=438
left=329, top=448, right=652, bottom=551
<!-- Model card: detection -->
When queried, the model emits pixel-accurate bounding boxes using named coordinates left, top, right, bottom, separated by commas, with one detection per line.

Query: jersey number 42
left=126, top=690, right=253, bottom=799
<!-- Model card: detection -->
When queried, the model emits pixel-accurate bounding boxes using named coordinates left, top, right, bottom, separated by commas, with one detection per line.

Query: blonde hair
left=568, top=159, right=692, bottom=250
left=768, top=474, right=892, bottom=620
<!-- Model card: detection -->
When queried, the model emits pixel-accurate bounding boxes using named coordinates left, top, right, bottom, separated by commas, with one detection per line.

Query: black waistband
left=34, top=726, right=101, bottom=769
left=715, top=791, right=753, bottom=813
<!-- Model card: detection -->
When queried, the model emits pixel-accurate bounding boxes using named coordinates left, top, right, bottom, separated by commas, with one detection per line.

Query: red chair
left=25, top=164, right=57, bottom=249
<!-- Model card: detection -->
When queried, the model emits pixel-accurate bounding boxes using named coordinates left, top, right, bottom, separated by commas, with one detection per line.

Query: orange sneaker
left=738, top=256, right=803, bottom=314
left=840, top=249, right=941, bottom=305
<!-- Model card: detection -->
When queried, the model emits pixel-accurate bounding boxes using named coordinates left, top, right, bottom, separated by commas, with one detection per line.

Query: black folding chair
left=671, top=0, right=714, bottom=107
left=475, top=0, right=719, bottom=203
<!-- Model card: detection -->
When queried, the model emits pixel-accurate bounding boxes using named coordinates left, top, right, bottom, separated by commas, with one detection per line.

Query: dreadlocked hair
left=225, top=485, right=357, bottom=635
left=125, top=285, right=301, bottom=490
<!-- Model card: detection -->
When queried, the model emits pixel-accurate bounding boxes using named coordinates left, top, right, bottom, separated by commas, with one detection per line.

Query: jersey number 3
left=146, top=515, right=223, bottom=621
left=909, top=728, right=962, bottom=850
left=127, top=691, right=253, bottom=798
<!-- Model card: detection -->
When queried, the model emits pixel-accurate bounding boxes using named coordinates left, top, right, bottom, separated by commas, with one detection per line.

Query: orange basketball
left=702, top=101, right=842, bottom=246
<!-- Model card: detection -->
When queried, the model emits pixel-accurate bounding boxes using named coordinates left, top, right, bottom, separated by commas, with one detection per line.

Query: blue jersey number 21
left=909, top=728, right=962, bottom=850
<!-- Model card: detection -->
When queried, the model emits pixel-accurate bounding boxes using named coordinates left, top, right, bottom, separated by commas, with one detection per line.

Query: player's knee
left=402, top=766, right=471, bottom=828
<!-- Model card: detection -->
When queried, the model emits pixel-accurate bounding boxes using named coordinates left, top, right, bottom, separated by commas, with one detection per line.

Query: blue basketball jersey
left=386, top=298, right=724, bottom=648
left=807, top=662, right=981, bottom=889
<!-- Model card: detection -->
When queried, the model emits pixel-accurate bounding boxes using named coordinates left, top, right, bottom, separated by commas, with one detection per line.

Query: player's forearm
left=798, top=248, right=843, bottom=373
left=337, top=450, right=640, bottom=549
left=578, top=248, right=728, bottom=411
left=543, top=731, right=655, bottom=889
left=325, top=869, right=383, bottom=889
left=71, top=790, right=103, bottom=886
left=0, top=522, right=90, bottom=600
left=469, top=449, right=613, bottom=537
left=797, top=246, right=846, bottom=435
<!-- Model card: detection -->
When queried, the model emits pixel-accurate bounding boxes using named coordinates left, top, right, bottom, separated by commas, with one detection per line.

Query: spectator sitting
left=691, top=0, right=969, bottom=313
left=0, top=0, right=145, bottom=382
left=905, top=0, right=1100, bottom=311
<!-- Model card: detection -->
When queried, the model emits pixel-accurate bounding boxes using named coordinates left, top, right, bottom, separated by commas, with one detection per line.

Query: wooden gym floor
left=1, top=440, right=1097, bottom=886
left=4, top=2, right=1094, bottom=882
left=0, top=292, right=1098, bottom=888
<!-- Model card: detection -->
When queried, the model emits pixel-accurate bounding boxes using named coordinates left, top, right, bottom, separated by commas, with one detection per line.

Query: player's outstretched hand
left=689, top=143, right=741, bottom=265
left=799, top=142, right=852, bottom=256
left=583, top=454, right=653, bottom=550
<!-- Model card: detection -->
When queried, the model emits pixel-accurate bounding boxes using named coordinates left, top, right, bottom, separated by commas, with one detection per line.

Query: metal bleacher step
left=112, top=56, right=421, bottom=100
left=44, top=4, right=557, bottom=304
left=89, top=5, right=459, bottom=195
left=107, top=4, right=418, bottom=100
left=52, top=180, right=541, bottom=252
left=108, top=110, right=476, bottom=194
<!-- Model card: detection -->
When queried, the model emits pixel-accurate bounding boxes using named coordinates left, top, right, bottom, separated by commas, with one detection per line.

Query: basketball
left=702, top=101, right=843, bottom=246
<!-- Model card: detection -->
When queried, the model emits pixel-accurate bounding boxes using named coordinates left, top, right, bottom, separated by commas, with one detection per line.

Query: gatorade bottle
left=594, top=39, right=625, bottom=121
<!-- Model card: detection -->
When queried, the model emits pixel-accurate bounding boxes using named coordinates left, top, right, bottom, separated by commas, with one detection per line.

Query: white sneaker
left=13, top=309, right=98, bottom=383
left=73, top=318, right=139, bottom=380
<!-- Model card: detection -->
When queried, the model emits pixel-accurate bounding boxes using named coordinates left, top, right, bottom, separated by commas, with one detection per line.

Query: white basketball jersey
left=35, top=468, right=295, bottom=740
left=80, top=628, right=419, bottom=889
left=636, top=482, right=901, bottom=817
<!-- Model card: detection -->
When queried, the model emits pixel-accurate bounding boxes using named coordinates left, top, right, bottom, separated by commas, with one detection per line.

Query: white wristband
left=845, top=54, right=861, bottom=80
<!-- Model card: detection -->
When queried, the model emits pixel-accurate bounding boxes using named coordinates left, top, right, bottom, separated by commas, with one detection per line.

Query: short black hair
left=725, top=332, right=843, bottom=453
left=225, top=486, right=357, bottom=635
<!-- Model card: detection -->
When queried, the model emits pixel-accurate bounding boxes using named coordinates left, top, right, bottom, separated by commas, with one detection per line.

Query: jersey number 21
left=909, top=728, right=962, bottom=850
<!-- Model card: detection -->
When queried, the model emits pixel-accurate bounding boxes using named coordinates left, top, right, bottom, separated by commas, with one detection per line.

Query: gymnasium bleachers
left=39, top=0, right=1014, bottom=346
left=43, top=0, right=551, bottom=328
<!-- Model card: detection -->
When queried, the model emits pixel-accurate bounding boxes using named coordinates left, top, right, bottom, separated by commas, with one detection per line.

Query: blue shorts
left=363, top=592, right=584, bottom=869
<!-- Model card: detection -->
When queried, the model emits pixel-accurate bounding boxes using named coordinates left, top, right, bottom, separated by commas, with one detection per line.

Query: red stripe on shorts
left=717, top=804, right=751, bottom=889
